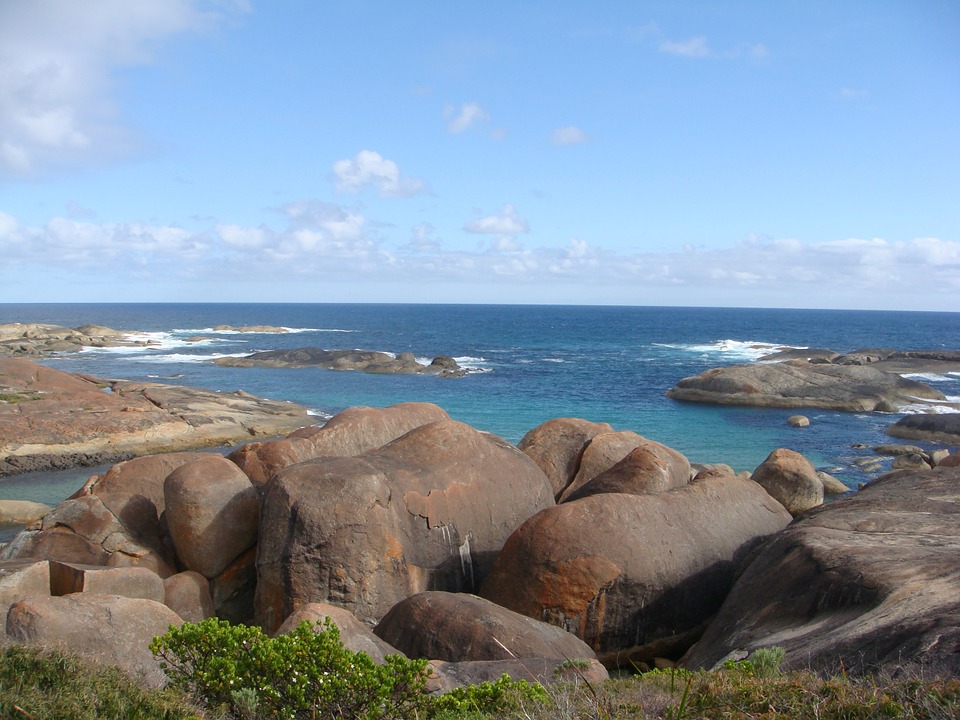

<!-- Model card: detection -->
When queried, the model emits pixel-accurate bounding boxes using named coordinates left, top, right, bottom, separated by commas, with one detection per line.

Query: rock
left=751, top=448, right=824, bottom=516
left=480, top=474, right=792, bottom=667
left=374, top=591, right=598, bottom=663
left=873, top=443, right=928, bottom=457
left=211, top=546, right=257, bottom=624
left=817, top=471, right=851, bottom=495
left=787, top=415, right=810, bottom=428
left=230, top=402, right=451, bottom=486
left=78, top=451, right=213, bottom=513
left=929, top=449, right=951, bottom=466
left=213, top=347, right=467, bottom=377
left=0, top=494, right=175, bottom=577
left=0, top=559, right=50, bottom=640
left=0, top=323, right=135, bottom=357
left=5, top=594, right=182, bottom=687
left=886, top=414, right=960, bottom=443
left=891, top=453, right=931, bottom=470
left=667, top=360, right=946, bottom=412
left=255, top=419, right=554, bottom=632
left=561, top=431, right=649, bottom=500
left=163, top=570, right=215, bottom=623
left=49, top=561, right=165, bottom=602
left=275, top=603, right=403, bottom=663
left=425, top=657, right=609, bottom=693
left=0, top=499, right=51, bottom=523
left=681, top=466, right=960, bottom=677
left=164, top=455, right=259, bottom=579
left=518, top=418, right=615, bottom=498
left=561, top=439, right=690, bottom=503
left=937, top=451, right=960, bottom=467
left=0, top=358, right=311, bottom=476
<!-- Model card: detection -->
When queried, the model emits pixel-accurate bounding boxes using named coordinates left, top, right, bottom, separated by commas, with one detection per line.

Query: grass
left=1, top=643, right=957, bottom=720
left=0, top=392, right=38, bottom=404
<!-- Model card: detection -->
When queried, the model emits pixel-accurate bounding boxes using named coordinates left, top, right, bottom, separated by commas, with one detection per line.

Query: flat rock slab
left=0, top=357, right=311, bottom=475
left=667, top=359, right=947, bottom=412
left=682, top=466, right=960, bottom=677
left=886, top=413, right=960, bottom=444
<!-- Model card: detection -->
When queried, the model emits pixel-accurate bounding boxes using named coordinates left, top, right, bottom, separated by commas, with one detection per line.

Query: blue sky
left=1, top=1, right=958, bottom=310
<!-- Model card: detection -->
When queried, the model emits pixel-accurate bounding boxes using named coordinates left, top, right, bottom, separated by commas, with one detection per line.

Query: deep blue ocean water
left=2, top=303, right=959, bottom=509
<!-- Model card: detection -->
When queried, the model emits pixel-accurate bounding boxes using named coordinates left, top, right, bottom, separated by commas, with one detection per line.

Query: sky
left=1, top=1, right=958, bottom=310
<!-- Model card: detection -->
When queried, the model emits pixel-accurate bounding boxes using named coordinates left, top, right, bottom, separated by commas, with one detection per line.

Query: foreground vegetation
left=2, top=624, right=957, bottom=720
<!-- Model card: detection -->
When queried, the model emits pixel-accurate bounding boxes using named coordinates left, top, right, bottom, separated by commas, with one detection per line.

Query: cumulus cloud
left=551, top=126, right=588, bottom=146
left=659, top=36, right=711, bottom=58
left=0, top=0, right=244, bottom=178
left=445, top=102, right=489, bottom=134
left=332, top=150, right=425, bottom=197
left=463, top=204, right=529, bottom=236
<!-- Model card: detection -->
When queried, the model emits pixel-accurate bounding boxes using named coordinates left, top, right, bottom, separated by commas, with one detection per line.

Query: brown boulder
left=374, top=591, right=597, bottom=663
left=80, top=451, right=212, bottom=512
left=49, top=560, right=165, bottom=602
left=6, top=594, right=182, bottom=687
left=275, top=603, right=403, bottom=663
left=164, top=455, right=259, bottom=578
left=480, top=474, right=792, bottom=667
left=561, top=431, right=648, bottom=500
left=230, top=402, right=451, bottom=485
left=561, top=440, right=690, bottom=503
left=211, top=546, right=257, bottom=624
left=751, top=448, right=824, bottom=516
left=682, top=466, right=960, bottom=677
left=163, top=570, right=215, bottom=623
left=255, top=419, right=554, bottom=632
left=426, top=657, right=609, bottom=693
left=0, top=559, right=50, bottom=640
left=518, top=418, right=614, bottom=498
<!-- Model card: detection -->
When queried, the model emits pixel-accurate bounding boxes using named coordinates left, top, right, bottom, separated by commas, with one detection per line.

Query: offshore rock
left=682, top=466, right=960, bottom=677
left=0, top=323, right=140, bottom=357
left=0, top=358, right=311, bottom=476
left=255, top=419, right=554, bottom=632
left=667, top=359, right=947, bottom=412
left=886, top=413, right=960, bottom=443
left=213, top=347, right=467, bottom=377
left=480, top=474, right=791, bottom=667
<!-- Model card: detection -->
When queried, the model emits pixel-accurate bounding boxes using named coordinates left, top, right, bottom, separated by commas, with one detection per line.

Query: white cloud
left=0, top=0, right=245, bottom=178
left=551, top=126, right=588, bottom=146
left=332, top=150, right=425, bottom=197
left=445, top=102, right=489, bottom=134
left=463, top=204, right=529, bottom=236
left=659, top=36, right=711, bottom=58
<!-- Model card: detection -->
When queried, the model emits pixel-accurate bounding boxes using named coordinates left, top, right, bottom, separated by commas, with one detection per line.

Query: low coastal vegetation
left=3, top=627, right=957, bottom=720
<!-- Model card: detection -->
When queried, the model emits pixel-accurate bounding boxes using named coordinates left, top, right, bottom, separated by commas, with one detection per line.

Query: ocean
left=2, top=303, right=959, bottom=510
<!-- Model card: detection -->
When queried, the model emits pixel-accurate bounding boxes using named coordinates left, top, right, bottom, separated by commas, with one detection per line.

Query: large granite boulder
left=230, top=402, right=451, bottom=486
left=5, top=594, right=181, bottom=687
left=886, top=413, right=960, bottom=443
left=374, top=591, right=598, bottom=663
left=49, top=561, right=165, bottom=602
left=0, top=358, right=311, bottom=475
left=255, top=419, right=554, bottom=632
left=0, top=499, right=51, bottom=524
left=751, top=448, right=824, bottom=516
left=274, top=603, right=403, bottom=663
left=681, top=466, right=960, bottom=677
left=561, top=439, right=690, bottom=503
left=164, top=455, right=259, bottom=578
left=560, top=431, right=650, bottom=501
left=163, top=570, right=215, bottom=623
left=667, top=360, right=946, bottom=412
left=481, top=475, right=792, bottom=667
left=0, top=559, right=50, bottom=640
left=426, top=657, right=609, bottom=693
left=518, top=418, right=615, bottom=498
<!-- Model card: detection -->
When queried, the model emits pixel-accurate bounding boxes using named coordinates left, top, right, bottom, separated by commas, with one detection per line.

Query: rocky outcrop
left=480, top=475, right=792, bottom=667
left=667, top=359, right=948, bottom=412
left=5, top=594, right=181, bottom=687
left=214, top=348, right=468, bottom=377
left=373, top=591, right=598, bottom=663
left=274, top=603, right=403, bottom=663
left=49, top=561, right=165, bottom=602
left=255, top=419, right=554, bottom=632
left=682, top=466, right=960, bottom=677
left=230, top=402, right=451, bottom=486
left=0, top=499, right=51, bottom=524
left=886, top=413, right=960, bottom=443
left=0, top=559, right=50, bottom=640
left=0, top=358, right=311, bottom=475
left=518, top=418, right=615, bottom=498
left=0, top=323, right=145, bottom=357
left=751, top=448, right=824, bottom=516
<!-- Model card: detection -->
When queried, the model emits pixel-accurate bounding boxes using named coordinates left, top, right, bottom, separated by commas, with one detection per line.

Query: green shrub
left=428, top=673, right=549, bottom=716
left=151, top=617, right=430, bottom=720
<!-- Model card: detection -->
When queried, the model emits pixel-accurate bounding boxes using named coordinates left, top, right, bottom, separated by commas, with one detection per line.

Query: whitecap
left=902, top=373, right=955, bottom=383
left=135, top=352, right=252, bottom=364
left=654, top=339, right=804, bottom=362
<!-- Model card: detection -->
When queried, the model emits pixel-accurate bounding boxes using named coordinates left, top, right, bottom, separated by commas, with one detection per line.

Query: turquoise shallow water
left=2, top=303, right=959, bottom=510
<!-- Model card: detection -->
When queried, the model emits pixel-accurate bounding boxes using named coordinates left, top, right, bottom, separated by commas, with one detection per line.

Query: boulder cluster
left=1, top=402, right=958, bottom=689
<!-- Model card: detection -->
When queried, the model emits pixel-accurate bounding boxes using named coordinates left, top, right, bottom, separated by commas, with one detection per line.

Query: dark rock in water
left=681, top=466, right=960, bottom=677
left=886, top=414, right=960, bottom=443
left=213, top=347, right=467, bottom=377
left=667, top=360, right=946, bottom=412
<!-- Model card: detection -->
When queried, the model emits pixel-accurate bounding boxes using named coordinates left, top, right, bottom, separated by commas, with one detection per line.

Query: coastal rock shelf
left=0, top=323, right=148, bottom=357
left=213, top=348, right=468, bottom=377
left=667, top=348, right=960, bottom=413
left=0, top=358, right=312, bottom=476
